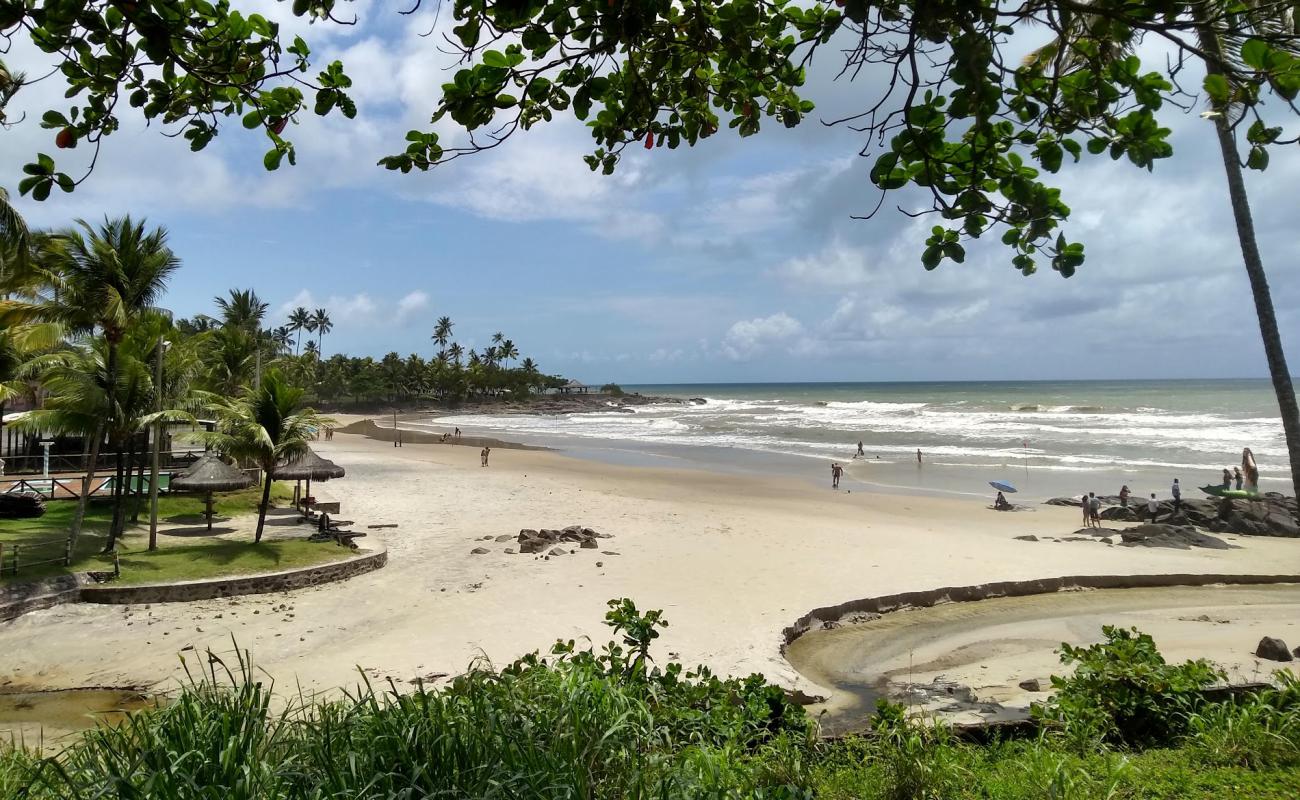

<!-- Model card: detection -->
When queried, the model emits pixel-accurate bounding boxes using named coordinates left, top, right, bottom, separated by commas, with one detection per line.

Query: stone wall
left=80, top=547, right=387, bottom=605
left=782, top=572, right=1300, bottom=649
left=0, top=575, right=84, bottom=622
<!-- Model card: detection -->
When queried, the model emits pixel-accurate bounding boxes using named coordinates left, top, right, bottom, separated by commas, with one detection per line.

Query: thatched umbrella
left=272, top=447, right=345, bottom=517
left=170, top=452, right=256, bottom=531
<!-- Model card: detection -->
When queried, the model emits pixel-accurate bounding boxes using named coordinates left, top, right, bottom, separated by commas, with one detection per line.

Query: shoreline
left=2, top=424, right=1299, bottom=737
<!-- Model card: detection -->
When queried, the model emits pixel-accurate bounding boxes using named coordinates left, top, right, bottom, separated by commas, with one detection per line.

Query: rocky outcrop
left=1045, top=493, right=1297, bottom=538
left=1118, top=524, right=1233, bottom=550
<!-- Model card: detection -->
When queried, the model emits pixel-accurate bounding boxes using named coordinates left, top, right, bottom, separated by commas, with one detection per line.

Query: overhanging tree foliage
left=4, top=0, right=1298, bottom=503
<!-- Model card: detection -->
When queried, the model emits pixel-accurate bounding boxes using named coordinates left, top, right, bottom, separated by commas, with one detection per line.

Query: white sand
left=3, top=428, right=1299, bottom=706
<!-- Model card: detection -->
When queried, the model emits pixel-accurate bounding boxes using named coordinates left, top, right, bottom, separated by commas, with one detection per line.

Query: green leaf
left=1241, top=39, right=1269, bottom=70
left=264, top=148, right=284, bottom=171
left=921, top=245, right=942, bottom=270
left=1203, top=73, right=1230, bottom=105
left=481, top=50, right=510, bottom=69
left=1246, top=146, right=1269, bottom=171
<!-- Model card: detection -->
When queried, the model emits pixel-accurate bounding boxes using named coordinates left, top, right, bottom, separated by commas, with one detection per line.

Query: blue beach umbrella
left=989, top=480, right=1017, bottom=493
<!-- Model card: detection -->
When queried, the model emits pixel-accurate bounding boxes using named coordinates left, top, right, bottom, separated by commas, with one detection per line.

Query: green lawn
left=0, top=483, right=355, bottom=586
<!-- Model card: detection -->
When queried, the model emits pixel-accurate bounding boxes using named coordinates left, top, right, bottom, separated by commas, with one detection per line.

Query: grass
left=0, top=483, right=353, bottom=586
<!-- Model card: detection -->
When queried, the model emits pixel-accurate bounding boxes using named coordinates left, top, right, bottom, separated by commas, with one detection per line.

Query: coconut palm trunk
left=255, top=467, right=274, bottom=543
left=1197, top=24, right=1300, bottom=515
left=68, top=422, right=103, bottom=553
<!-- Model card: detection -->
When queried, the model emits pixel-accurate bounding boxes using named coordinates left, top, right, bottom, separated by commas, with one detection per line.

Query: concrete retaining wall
left=0, top=575, right=84, bottom=622
left=1, top=547, right=385, bottom=620
left=80, top=547, right=386, bottom=605
left=782, top=572, right=1300, bottom=649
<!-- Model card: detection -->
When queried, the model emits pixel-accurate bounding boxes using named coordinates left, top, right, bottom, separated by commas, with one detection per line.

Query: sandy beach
left=3, top=420, right=1299, bottom=728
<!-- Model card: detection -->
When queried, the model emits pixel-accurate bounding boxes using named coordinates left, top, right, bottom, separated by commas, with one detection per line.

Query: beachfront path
left=3, top=432, right=1298, bottom=700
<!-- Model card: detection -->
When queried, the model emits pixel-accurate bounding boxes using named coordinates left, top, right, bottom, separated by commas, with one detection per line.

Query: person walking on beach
left=1233, top=466, right=1243, bottom=490
left=455, top=427, right=462, bottom=439
left=1171, top=478, right=1182, bottom=514
left=481, top=447, right=491, bottom=467
left=856, top=441, right=865, bottom=458
left=1221, top=468, right=1232, bottom=489
left=831, top=462, right=843, bottom=489
left=916, top=449, right=922, bottom=465
left=1119, top=485, right=1130, bottom=508
left=1148, top=493, right=1160, bottom=523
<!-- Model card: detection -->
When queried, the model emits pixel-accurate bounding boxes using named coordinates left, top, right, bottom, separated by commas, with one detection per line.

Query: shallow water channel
left=0, top=688, right=158, bottom=748
left=785, top=583, right=1300, bottom=736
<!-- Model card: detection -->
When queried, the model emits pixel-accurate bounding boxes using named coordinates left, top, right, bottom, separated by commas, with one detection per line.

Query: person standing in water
left=856, top=441, right=865, bottom=458
left=916, top=449, right=922, bottom=465
left=831, top=462, right=843, bottom=489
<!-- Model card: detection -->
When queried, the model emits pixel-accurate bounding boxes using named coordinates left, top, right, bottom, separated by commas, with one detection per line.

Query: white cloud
left=395, top=290, right=430, bottom=321
left=720, top=312, right=804, bottom=361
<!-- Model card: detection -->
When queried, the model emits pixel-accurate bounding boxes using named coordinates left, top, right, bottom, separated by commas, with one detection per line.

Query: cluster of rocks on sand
left=1044, top=493, right=1298, bottom=538
left=1015, top=523, right=1233, bottom=550
left=1255, top=636, right=1300, bottom=662
left=470, top=525, right=617, bottom=560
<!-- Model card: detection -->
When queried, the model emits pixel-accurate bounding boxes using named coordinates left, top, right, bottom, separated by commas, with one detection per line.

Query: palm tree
left=432, top=316, right=453, bottom=350
left=270, top=326, right=293, bottom=354
left=205, top=370, right=332, bottom=542
left=0, top=187, right=29, bottom=284
left=312, top=308, right=332, bottom=357
left=214, top=289, right=269, bottom=331
left=1026, top=5, right=1300, bottom=507
left=303, top=339, right=320, bottom=358
left=498, top=339, right=519, bottom=368
left=288, top=306, right=311, bottom=354
left=491, top=331, right=504, bottom=347
left=447, top=342, right=464, bottom=368
left=0, top=58, right=25, bottom=128
left=42, top=217, right=179, bottom=551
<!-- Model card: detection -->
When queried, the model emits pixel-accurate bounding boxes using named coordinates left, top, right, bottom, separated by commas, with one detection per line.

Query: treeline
left=0, top=212, right=570, bottom=550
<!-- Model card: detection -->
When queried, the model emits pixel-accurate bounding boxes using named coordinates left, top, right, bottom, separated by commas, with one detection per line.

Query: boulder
left=517, top=529, right=538, bottom=542
left=580, top=539, right=598, bottom=549
left=504, top=548, right=516, bottom=555
left=495, top=535, right=514, bottom=542
left=1255, top=637, right=1293, bottom=662
left=1018, top=679, right=1041, bottom=692
left=1099, top=505, right=1141, bottom=522
left=1013, top=535, right=1038, bottom=542
left=548, top=547, right=566, bottom=557
left=470, top=547, right=489, bottom=555
left=1119, top=524, right=1232, bottom=550
left=519, top=538, right=549, bottom=554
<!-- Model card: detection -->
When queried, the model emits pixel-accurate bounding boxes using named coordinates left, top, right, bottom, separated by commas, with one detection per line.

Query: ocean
left=427, top=380, right=1290, bottom=502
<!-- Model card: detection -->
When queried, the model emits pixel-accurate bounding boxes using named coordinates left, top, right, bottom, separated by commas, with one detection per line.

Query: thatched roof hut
left=170, top=453, right=255, bottom=530
left=272, top=448, right=345, bottom=481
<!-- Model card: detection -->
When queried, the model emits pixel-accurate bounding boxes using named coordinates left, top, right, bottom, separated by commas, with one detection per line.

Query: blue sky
left=5, top=4, right=1298, bottom=385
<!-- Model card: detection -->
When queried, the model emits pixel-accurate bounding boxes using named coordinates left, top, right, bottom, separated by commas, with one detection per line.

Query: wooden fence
left=0, top=535, right=72, bottom=576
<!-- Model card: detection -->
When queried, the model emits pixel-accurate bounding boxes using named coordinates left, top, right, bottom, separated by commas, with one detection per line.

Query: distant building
left=558, top=379, right=591, bottom=395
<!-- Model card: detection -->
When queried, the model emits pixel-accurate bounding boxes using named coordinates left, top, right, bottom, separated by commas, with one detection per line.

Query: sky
left=3, top=5, right=1298, bottom=385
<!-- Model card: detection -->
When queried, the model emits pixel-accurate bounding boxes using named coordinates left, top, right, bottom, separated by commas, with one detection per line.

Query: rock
left=1099, top=537, right=1113, bottom=544
left=504, top=548, right=516, bottom=555
left=519, top=538, right=548, bottom=554
left=1018, top=679, right=1041, bottom=692
left=1014, top=535, right=1038, bottom=542
left=538, top=529, right=561, bottom=541
left=1119, top=523, right=1232, bottom=550
left=1099, top=505, right=1141, bottom=522
left=548, top=547, right=566, bottom=557
left=580, top=539, right=598, bottom=549
left=601, top=551, right=620, bottom=556
left=1255, top=636, right=1293, bottom=662
left=595, top=562, right=603, bottom=568
left=517, top=529, right=538, bottom=542
left=480, top=535, right=494, bottom=541
left=495, top=535, right=514, bottom=542
left=1293, top=645, right=1300, bottom=658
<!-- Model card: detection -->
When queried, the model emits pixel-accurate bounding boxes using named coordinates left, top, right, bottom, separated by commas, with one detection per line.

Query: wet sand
left=786, top=583, right=1300, bottom=734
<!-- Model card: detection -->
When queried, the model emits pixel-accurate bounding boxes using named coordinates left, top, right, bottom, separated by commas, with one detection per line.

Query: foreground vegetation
left=0, top=484, right=348, bottom=586
left=2, top=605, right=1297, bottom=799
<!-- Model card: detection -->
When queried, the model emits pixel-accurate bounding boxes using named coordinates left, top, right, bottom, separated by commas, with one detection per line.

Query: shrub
left=600, top=382, right=625, bottom=396
left=11, top=599, right=813, bottom=799
left=1032, top=626, right=1223, bottom=749
left=1185, top=672, right=1300, bottom=768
